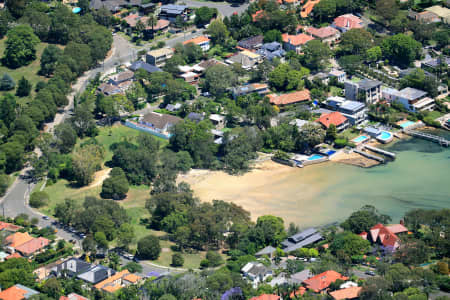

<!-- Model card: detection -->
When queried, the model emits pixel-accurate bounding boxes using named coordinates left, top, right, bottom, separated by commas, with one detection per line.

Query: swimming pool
left=399, top=120, right=415, bottom=128
left=376, top=131, right=393, bottom=143
left=352, top=135, right=369, bottom=143
left=72, top=7, right=81, bottom=13
left=308, top=154, right=325, bottom=161
left=325, top=150, right=336, bottom=156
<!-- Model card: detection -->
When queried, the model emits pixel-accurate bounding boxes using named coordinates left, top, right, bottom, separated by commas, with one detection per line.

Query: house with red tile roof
left=329, top=286, right=362, bottom=300
left=303, top=270, right=348, bottom=292
left=360, top=223, right=408, bottom=250
left=300, top=0, right=320, bottom=18
left=183, top=36, right=210, bottom=51
left=0, top=222, right=22, bottom=232
left=252, top=10, right=265, bottom=22
left=0, top=284, right=39, bottom=300
left=316, top=111, right=349, bottom=131
left=290, top=286, right=307, bottom=298
left=6, top=252, right=22, bottom=260
left=94, top=270, right=142, bottom=293
left=15, top=237, right=50, bottom=257
left=332, top=14, right=363, bottom=32
left=250, top=294, right=280, bottom=300
left=305, top=26, right=340, bottom=44
left=268, top=89, right=311, bottom=106
left=282, top=33, right=314, bottom=54
left=5, top=232, right=34, bottom=248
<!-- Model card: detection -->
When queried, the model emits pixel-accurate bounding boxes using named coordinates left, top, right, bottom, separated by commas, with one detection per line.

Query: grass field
left=0, top=38, right=49, bottom=100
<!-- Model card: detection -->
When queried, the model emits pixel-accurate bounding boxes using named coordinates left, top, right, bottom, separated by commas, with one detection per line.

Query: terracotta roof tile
left=282, top=33, right=315, bottom=46
left=250, top=295, right=280, bottom=300
left=5, top=232, right=34, bottom=248
left=268, top=90, right=311, bottom=105
left=252, top=10, right=265, bottom=22
left=333, top=14, right=363, bottom=30
left=290, top=286, right=306, bottom=298
left=303, top=270, right=348, bottom=292
left=0, top=222, right=22, bottom=232
left=123, top=274, right=141, bottom=283
left=306, top=26, right=339, bottom=39
left=316, top=112, right=347, bottom=128
left=369, top=223, right=400, bottom=249
left=0, top=285, right=38, bottom=300
left=6, top=252, right=22, bottom=260
left=15, top=237, right=50, bottom=256
left=183, top=36, right=210, bottom=45
left=300, top=0, right=321, bottom=18
left=329, top=286, right=362, bottom=300
left=386, top=224, right=408, bottom=234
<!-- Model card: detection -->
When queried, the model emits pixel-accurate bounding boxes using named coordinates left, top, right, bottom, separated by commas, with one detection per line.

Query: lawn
left=0, top=38, right=49, bottom=99
left=330, top=86, right=343, bottom=97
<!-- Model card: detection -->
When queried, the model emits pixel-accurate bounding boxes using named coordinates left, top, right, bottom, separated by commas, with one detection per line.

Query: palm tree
left=147, top=14, right=157, bottom=39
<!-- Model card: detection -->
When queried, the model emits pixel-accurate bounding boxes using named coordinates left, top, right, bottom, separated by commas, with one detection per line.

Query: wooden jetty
left=363, top=145, right=396, bottom=158
left=404, top=130, right=449, bottom=147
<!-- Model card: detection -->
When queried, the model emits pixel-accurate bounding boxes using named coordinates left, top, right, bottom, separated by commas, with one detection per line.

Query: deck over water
left=405, top=130, right=449, bottom=147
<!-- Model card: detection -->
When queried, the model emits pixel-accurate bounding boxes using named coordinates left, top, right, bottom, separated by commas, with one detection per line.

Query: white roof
left=178, top=65, right=193, bottom=72
left=241, top=262, right=254, bottom=273
left=209, top=114, right=225, bottom=121
left=340, top=281, right=358, bottom=289
left=412, top=97, right=435, bottom=109
left=181, top=72, right=198, bottom=78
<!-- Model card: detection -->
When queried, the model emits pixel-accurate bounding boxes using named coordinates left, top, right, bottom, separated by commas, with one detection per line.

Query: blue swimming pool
left=326, top=150, right=336, bottom=156
left=352, top=135, right=369, bottom=143
left=378, top=131, right=392, bottom=140
left=308, top=154, right=325, bottom=161
left=72, top=7, right=81, bottom=13
left=399, top=120, right=415, bottom=128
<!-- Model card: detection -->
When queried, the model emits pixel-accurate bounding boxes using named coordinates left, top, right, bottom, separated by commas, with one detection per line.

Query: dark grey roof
left=289, top=228, right=317, bottom=243
left=130, top=61, right=162, bottom=73
left=238, top=35, right=264, bottom=50
left=422, top=56, right=450, bottom=68
left=247, top=263, right=271, bottom=277
left=187, top=112, right=204, bottom=122
left=357, top=78, right=381, bottom=90
left=283, top=233, right=323, bottom=252
left=52, top=258, right=93, bottom=277
left=77, top=265, right=115, bottom=284
left=289, top=269, right=313, bottom=284
left=139, top=2, right=155, bottom=8
left=160, top=4, right=187, bottom=14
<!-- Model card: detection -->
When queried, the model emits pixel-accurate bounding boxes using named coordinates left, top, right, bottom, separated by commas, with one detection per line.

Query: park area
left=35, top=124, right=219, bottom=269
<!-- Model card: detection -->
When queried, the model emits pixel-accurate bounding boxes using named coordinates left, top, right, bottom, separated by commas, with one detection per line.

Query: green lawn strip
left=0, top=39, right=50, bottom=97
left=330, top=86, right=343, bottom=96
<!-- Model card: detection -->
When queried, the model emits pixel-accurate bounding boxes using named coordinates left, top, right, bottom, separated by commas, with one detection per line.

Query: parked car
left=42, top=216, right=50, bottom=220
left=365, top=270, right=376, bottom=276
left=133, top=256, right=140, bottom=263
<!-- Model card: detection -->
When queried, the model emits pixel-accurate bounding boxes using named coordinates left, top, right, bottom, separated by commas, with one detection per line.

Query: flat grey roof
left=340, top=100, right=365, bottom=111
left=398, top=87, right=427, bottom=100
left=283, top=233, right=323, bottom=252
left=357, top=78, right=381, bottom=90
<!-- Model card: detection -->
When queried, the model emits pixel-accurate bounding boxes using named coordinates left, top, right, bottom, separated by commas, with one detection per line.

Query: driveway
left=179, top=0, right=249, bottom=17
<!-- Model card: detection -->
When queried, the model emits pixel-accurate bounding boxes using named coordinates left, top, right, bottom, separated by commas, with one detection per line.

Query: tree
left=400, top=68, right=438, bottom=98
left=206, top=19, right=229, bottom=45
left=82, top=235, right=96, bottom=253
left=71, top=144, right=104, bottom=186
left=314, top=0, right=337, bottom=22
left=194, top=7, right=217, bottom=26
left=40, top=45, right=62, bottom=77
left=159, top=295, right=177, bottom=300
left=101, top=167, right=129, bottom=200
left=203, top=64, right=237, bottom=97
left=171, top=253, right=184, bottom=267
left=0, top=73, right=15, bottom=91
left=54, top=123, right=77, bottom=154
left=255, top=215, right=286, bottom=246
left=41, top=278, right=62, bottom=299
left=296, top=123, right=326, bottom=152
left=2, top=24, right=39, bottom=68
left=163, top=54, right=186, bottom=75
left=137, top=235, right=161, bottom=260
left=340, top=29, right=373, bottom=55
left=5, top=0, right=28, bottom=19
left=366, top=46, right=382, bottom=63
left=70, top=104, right=97, bottom=137
left=302, top=40, right=331, bottom=70
left=15, top=76, right=31, bottom=97
left=29, top=191, right=49, bottom=208
left=263, top=29, right=282, bottom=43
left=182, top=43, right=203, bottom=64
left=206, top=251, right=224, bottom=267
left=376, top=0, right=398, bottom=25
left=330, top=232, right=371, bottom=260
left=326, top=124, right=337, bottom=141
left=341, top=205, right=391, bottom=233
left=94, top=231, right=108, bottom=250
left=117, top=223, right=135, bottom=250
left=0, top=11, right=12, bottom=39
left=0, top=173, right=9, bottom=196
left=125, top=262, right=143, bottom=273
left=381, top=34, right=422, bottom=68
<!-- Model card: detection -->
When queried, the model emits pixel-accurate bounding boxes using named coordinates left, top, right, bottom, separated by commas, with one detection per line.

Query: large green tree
left=2, top=24, right=39, bottom=68
left=341, top=205, right=392, bottom=233
left=40, top=45, right=63, bottom=77
left=137, top=235, right=161, bottom=260
left=302, top=40, right=331, bottom=70
left=203, top=64, right=237, bottom=98
left=340, top=28, right=373, bottom=55
left=381, top=34, right=422, bottom=68
left=101, top=167, right=129, bottom=200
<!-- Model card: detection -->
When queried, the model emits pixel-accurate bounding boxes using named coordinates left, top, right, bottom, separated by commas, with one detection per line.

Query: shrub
left=200, top=259, right=209, bottom=268
left=125, top=262, right=143, bottom=273
left=334, top=138, right=348, bottom=148
left=29, top=191, right=49, bottom=208
left=206, top=251, right=224, bottom=267
left=0, top=73, right=15, bottom=91
left=171, top=253, right=184, bottom=267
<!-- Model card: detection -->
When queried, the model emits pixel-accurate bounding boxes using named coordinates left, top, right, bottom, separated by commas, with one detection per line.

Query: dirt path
left=80, top=168, right=112, bottom=191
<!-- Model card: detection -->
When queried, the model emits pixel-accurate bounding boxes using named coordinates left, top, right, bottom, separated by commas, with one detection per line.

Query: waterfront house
left=329, top=286, right=362, bottom=300
left=303, top=270, right=348, bottom=293
left=256, top=42, right=286, bottom=60
left=237, top=35, right=264, bottom=51
left=241, top=262, right=273, bottom=288
left=268, top=90, right=311, bottom=107
left=0, top=284, right=39, bottom=300
left=316, top=111, right=349, bottom=132
left=305, top=26, right=340, bottom=45
left=345, top=78, right=382, bottom=104
left=146, top=48, right=174, bottom=67
left=282, top=33, right=315, bottom=54
left=137, top=112, right=182, bottom=138
left=159, top=4, right=188, bottom=22
left=232, top=83, right=270, bottom=99
left=381, top=87, right=435, bottom=112
left=183, top=36, right=211, bottom=52
left=325, top=96, right=367, bottom=125
left=332, top=14, right=363, bottom=32
left=329, top=70, right=346, bottom=83
left=281, top=228, right=323, bottom=253
left=359, top=223, right=409, bottom=251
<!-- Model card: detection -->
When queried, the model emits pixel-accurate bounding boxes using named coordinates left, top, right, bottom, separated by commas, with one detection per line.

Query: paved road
left=180, top=0, right=249, bottom=17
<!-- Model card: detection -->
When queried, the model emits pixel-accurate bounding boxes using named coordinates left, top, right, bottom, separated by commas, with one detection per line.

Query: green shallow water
left=272, top=129, right=450, bottom=227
